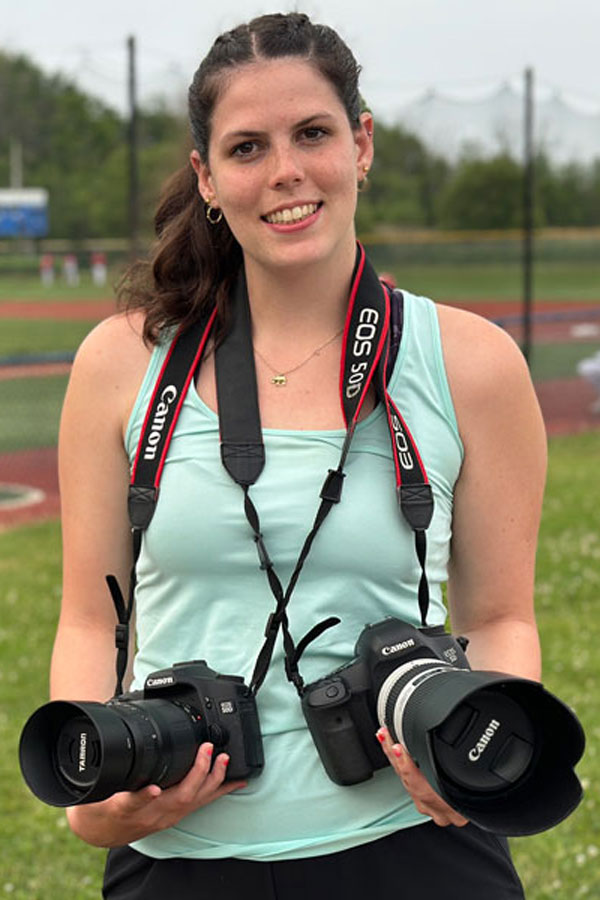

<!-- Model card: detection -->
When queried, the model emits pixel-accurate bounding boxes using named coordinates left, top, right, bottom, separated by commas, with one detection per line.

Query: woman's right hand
left=66, top=743, right=246, bottom=848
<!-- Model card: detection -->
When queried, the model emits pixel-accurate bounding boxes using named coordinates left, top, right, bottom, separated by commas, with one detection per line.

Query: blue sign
left=0, top=189, right=49, bottom=238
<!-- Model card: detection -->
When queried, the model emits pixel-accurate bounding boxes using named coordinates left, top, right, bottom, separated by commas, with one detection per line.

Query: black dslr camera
left=302, top=617, right=585, bottom=835
left=19, top=660, right=264, bottom=808
left=302, top=617, right=469, bottom=786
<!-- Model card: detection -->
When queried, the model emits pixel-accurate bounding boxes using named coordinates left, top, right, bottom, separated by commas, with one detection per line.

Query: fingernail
left=376, top=729, right=386, bottom=744
left=204, top=744, right=214, bottom=757
left=221, top=754, right=230, bottom=766
left=392, top=744, right=403, bottom=758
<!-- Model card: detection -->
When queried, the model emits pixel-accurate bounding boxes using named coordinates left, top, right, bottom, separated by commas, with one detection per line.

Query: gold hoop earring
left=205, top=199, right=223, bottom=225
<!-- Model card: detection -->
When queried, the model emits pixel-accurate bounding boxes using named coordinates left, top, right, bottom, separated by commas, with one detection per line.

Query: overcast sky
left=3, top=0, right=600, bottom=118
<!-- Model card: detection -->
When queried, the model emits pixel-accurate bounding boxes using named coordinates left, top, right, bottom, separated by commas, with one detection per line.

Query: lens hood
left=19, top=700, right=137, bottom=807
left=393, top=670, right=585, bottom=835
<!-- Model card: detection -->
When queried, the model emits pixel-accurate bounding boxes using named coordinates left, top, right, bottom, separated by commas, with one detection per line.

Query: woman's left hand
left=376, top=727, right=469, bottom=827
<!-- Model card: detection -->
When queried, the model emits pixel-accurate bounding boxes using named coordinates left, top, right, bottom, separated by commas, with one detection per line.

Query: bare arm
left=442, top=306, right=545, bottom=678
left=379, top=305, right=547, bottom=824
left=51, top=313, right=243, bottom=848
left=51, top=315, right=140, bottom=703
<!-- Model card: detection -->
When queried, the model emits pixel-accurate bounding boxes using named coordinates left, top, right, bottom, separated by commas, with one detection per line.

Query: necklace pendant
left=271, top=374, right=287, bottom=387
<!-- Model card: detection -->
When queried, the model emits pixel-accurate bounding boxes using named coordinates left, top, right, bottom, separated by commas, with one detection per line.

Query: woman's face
left=191, top=58, right=373, bottom=276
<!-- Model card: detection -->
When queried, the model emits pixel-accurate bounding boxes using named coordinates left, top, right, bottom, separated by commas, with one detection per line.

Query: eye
left=231, top=140, right=259, bottom=158
left=300, top=126, right=328, bottom=142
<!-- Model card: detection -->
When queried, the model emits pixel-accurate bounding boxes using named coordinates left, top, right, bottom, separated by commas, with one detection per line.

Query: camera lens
left=19, top=697, right=205, bottom=807
left=375, top=657, right=585, bottom=835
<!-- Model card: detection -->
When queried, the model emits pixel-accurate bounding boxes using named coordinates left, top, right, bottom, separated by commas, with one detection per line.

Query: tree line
left=1, top=50, right=599, bottom=240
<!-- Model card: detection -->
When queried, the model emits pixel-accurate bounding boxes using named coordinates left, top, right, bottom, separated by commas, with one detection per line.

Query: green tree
left=536, top=154, right=600, bottom=227
left=0, top=51, right=186, bottom=239
left=356, top=123, right=449, bottom=232
left=438, top=153, right=529, bottom=230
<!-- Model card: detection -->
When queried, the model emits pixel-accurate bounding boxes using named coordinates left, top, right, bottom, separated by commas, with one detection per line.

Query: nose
left=268, top=141, right=304, bottom=189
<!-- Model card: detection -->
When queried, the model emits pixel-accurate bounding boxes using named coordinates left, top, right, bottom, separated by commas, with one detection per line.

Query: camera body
left=302, top=618, right=469, bottom=785
left=125, top=659, right=265, bottom=783
left=19, top=659, right=263, bottom=807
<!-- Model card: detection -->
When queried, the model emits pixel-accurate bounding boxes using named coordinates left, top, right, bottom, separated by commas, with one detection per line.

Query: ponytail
left=118, top=162, right=241, bottom=344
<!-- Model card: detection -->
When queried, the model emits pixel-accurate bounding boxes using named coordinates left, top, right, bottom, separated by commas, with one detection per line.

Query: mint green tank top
left=126, top=291, right=463, bottom=861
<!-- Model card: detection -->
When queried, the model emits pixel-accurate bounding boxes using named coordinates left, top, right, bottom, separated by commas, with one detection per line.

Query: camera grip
left=302, top=679, right=374, bottom=785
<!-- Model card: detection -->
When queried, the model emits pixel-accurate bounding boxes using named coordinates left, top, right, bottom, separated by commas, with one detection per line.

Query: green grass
left=530, top=341, right=600, bottom=381
left=373, top=261, right=600, bottom=303
left=0, top=521, right=106, bottom=897
left=510, top=431, right=600, bottom=898
left=0, top=432, right=598, bottom=897
left=0, top=275, right=119, bottom=302
left=0, top=320, right=96, bottom=359
left=0, top=376, right=69, bottom=453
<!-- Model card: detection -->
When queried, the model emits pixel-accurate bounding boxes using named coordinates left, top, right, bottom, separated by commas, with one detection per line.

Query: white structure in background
left=386, top=82, right=600, bottom=163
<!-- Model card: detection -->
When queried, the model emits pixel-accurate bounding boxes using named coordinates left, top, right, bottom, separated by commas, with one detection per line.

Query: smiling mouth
left=262, top=202, right=322, bottom=225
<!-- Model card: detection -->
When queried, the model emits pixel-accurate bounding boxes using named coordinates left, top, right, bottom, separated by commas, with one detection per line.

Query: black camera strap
left=108, top=307, right=219, bottom=696
left=215, top=244, right=432, bottom=695
left=108, top=243, right=433, bottom=700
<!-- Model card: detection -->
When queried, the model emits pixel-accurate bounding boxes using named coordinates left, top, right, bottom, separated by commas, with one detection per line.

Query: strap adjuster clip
left=254, top=533, right=272, bottom=570
left=115, top=623, right=129, bottom=651
left=264, top=611, right=282, bottom=639
left=320, top=469, right=345, bottom=503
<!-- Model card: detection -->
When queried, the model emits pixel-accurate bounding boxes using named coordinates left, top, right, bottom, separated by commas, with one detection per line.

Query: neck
left=244, top=240, right=358, bottom=343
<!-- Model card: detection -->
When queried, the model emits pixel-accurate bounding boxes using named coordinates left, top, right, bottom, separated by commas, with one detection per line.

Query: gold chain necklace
left=253, top=328, right=344, bottom=386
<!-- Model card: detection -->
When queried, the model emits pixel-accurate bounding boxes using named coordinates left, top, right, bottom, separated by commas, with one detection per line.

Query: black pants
left=103, top=822, right=525, bottom=899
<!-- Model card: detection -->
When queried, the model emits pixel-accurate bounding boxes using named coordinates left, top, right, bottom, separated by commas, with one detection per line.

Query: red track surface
left=0, top=299, right=115, bottom=320
left=0, top=297, right=599, bottom=531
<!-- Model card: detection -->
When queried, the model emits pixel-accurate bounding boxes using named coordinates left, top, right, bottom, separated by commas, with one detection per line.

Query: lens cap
left=431, top=690, right=536, bottom=792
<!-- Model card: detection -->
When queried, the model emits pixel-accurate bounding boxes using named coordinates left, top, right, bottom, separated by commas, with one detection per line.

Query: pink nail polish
left=376, top=729, right=386, bottom=744
left=392, top=745, right=403, bottom=758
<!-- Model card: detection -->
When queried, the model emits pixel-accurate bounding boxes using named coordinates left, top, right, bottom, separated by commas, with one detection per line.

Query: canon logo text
left=468, top=719, right=501, bottom=761
left=146, top=675, right=175, bottom=688
left=143, top=386, right=177, bottom=460
left=381, top=638, right=416, bottom=656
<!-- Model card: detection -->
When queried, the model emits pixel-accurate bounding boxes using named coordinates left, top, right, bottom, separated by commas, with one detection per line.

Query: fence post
left=522, top=67, right=535, bottom=366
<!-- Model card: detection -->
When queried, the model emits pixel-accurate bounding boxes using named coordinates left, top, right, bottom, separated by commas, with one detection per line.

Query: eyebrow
left=220, top=112, right=336, bottom=144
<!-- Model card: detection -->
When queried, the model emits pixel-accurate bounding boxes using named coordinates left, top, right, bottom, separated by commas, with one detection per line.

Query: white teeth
left=265, top=203, right=318, bottom=224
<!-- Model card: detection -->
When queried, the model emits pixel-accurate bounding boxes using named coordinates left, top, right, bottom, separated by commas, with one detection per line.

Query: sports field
left=0, top=251, right=598, bottom=898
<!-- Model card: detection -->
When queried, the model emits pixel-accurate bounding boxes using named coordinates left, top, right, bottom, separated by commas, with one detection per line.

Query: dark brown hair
left=119, top=12, right=363, bottom=343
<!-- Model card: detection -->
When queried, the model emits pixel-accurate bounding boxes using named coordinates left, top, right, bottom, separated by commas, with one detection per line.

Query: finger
left=203, top=752, right=231, bottom=789
left=111, top=783, right=162, bottom=813
left=377, top=733, right=469, bottom=828
left=166, top=743, right=216, bottom=803
left=375, top=726, right=395, bottom=757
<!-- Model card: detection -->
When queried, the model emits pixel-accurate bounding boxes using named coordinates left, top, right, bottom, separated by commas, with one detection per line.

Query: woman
left=51, top=12, right=546, bottom=899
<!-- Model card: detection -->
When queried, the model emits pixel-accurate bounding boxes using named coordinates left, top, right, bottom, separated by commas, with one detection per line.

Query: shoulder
left=73, top=310, right=150, bottom=375
left=66, top=310, right=153, bottom=438
left=434, top=303, right=541, bottom=440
